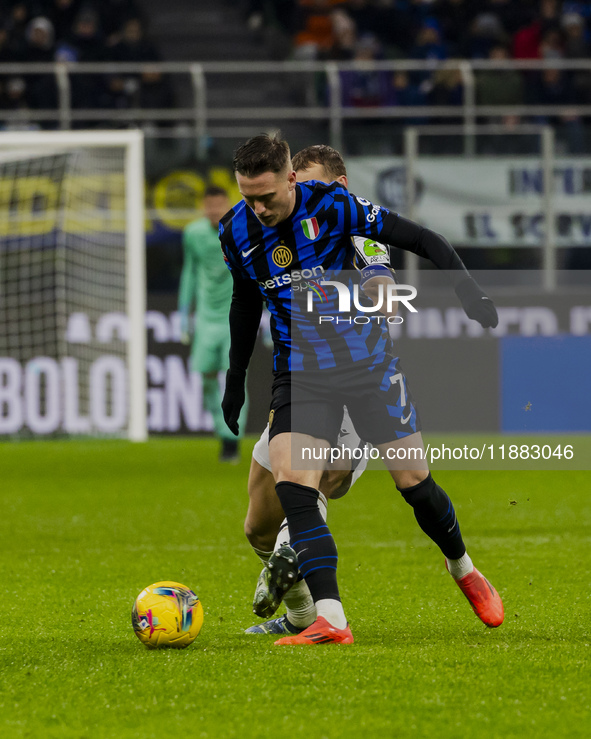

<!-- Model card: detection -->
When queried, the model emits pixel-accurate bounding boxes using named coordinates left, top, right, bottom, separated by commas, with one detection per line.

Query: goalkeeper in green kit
left=179, top=185, right=247, bottom=461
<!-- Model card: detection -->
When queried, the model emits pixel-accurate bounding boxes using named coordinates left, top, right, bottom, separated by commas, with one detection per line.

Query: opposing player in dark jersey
left=220, top=134, right=504, bottom=646
left=244, top=146, right=390, bottom=635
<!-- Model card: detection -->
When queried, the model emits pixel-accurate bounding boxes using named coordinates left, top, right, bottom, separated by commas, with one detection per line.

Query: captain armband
left=360, top=264, right=396, bottom=290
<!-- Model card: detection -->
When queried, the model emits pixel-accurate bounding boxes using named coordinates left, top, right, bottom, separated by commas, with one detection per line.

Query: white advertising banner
left=347, top=157, right=591, bottom=247
left=0, top=309, right=214, bottom=437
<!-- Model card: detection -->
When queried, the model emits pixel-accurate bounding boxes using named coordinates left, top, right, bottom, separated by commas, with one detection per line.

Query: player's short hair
left=203, top=185, right=228, bottom=198
left=233, top=133, right=291, bottom=177
left=292, top=145, right=347, bottom=181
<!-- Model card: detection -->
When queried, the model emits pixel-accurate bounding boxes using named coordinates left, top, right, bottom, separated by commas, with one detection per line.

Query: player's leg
left=349, top=357, right=503, bottom=628
left=244, top=456, right=282, bottom=576
left=245, top=413, right=369, bottom=635
left=194, top=323, right=247, bottom=461
left=269, top=423, right=353, bottom=645
left=245, top=425, right=320, bottom=633
left=378, top=433, right=503, bottom=627
left=267, top=402, right=368, bottom=640
left=247, top=467, right=356, bottom=634
left=244, top=432, right=302, bottom=624
left=376, top=431, right=468, bottom=562
left=383, top=444, right=505, bottom=627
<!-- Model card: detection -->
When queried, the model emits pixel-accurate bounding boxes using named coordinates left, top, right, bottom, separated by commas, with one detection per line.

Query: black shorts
left=267, top=354, right=421, bottom=446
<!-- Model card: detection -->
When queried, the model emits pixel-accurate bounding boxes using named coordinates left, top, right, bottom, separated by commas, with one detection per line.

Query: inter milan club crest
left=301, top=217, right=319, bottom=240
left=272, top=243, right=292, bottom=267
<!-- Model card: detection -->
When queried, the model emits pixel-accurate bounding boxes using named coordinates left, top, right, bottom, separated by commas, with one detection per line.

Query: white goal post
left=0, top=130, right=147, bottom=441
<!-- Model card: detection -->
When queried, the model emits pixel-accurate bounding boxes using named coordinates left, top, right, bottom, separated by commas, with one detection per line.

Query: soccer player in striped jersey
left=244, top=145, right=391, bottom=636
left=220, top=134, right=504, bottom=645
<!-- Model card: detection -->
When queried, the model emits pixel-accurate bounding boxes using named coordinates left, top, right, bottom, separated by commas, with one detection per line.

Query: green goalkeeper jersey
left=179, top=216, right=233, bottom=324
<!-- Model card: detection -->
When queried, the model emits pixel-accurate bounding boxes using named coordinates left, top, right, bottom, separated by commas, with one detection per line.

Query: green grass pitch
left=2, top=437, right=590, bottom=738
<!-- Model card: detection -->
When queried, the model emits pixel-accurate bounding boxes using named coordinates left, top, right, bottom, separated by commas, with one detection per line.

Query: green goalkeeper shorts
left=190, top=320, right=231, bottom=374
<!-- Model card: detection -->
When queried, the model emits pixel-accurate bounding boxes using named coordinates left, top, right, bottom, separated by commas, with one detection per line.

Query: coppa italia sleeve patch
left=351, top=236, right=390, bottom=265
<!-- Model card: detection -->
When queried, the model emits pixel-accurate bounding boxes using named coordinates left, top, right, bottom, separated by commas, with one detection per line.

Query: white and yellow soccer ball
left=132, top=581, right=204, bottom=649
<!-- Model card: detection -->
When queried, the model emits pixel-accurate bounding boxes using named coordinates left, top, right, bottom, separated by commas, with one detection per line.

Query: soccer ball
left=132, top=581, right=204, bottom=649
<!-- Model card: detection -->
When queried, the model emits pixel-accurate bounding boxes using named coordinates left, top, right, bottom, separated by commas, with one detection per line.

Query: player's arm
left=386, top=216, right=498, bottom=328
left=219, top=224, right=263, bottom=435
left=345, top=191, right=498, bottom=328
left=222, top=275, right=263, bottom=434
left=359, top=264, right=398, bottom=318
left=178, top=226, right=197, bottom=344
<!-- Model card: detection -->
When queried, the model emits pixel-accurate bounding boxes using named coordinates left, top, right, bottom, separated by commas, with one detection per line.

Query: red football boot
left=451, top=565, right=504, bottom=628
left=274, top=616, right=354, bottom=646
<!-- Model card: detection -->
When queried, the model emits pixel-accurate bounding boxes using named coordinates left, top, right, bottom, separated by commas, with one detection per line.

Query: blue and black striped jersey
left=220, top=179, right=467, bottom=372
left=220, top=181, right=402, bottom=372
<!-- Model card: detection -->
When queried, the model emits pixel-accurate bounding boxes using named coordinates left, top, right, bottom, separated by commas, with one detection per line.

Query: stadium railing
left=1, top=59, right=591, bottom=154
left=402, top=123, right=558, bottom=289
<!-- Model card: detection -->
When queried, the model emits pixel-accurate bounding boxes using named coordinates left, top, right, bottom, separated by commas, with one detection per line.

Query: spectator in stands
left=533, top=67, right=585, bottom=152
left=409, top=0, right=441, bottom=28
left=410, top=19, right=447, bottom=89
left=92, top=0, right=142, bottom=46
left=476, top=44, right=525, bottom=111
left=429, top=67, right=464, bottom=109
left=23, top=16, right=58, bottom=114
left=55, top=7, right=105, bottom=62
left=410, top=19, right=448, bottom=63
left=534, top=68, right=575, bottom=106
left=462, top=12, right=508, bottom=59
left=512, top=0, right=562, bottom=59
left=390, top=70, right=428, bottom=124
left=562, top=13, right=591, bottom=58
left=562, top=13, right=591, bottom=104
left=539, top=27, right=564, bottom=59
left=479, top=0, right=535, bottom=37
left=325, top=7, right=356, bottom=60
left=106, top=17, right=160, bottom=114
left=109, top=17, right=158, bottom=63
left=0, top=27, right=17, bottom=62
left=138, top=67, right=175, bottom=121
left=3, top=2, right=31, bottom=58
left=348, top=0, right=414, bottom=56
left=436, top=0, right=478, bottom=57
left=0, top=76, right=29, bottom=112
left=43, top=0, right=82, bottom=43
left=24, top=15, right=54, bottom=61
left=55, top=8, right=107, bottom=114
left=340, top=33, right=391, bottom=107
left=293, top=0, right=347, bottom=59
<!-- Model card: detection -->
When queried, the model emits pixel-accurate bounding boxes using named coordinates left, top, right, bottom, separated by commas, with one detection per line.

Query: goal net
left=0, top=131, right=146, bottom=441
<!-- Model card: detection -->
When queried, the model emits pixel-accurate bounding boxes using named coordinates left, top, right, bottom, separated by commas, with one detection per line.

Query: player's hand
left=222, top=370, right=246, bottom=436
left=455, top=277, right=498, bottom=329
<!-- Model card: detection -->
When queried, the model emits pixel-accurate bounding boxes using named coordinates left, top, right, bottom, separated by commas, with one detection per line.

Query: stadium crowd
left=245, top=0, right=591, bottom=151
left=0, top=0, right=170, bottom=120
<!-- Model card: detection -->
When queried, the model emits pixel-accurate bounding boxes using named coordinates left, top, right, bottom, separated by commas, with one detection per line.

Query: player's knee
left=274, top=469, right=319, bottom=489
left=395, top=469, right=430, bottom=494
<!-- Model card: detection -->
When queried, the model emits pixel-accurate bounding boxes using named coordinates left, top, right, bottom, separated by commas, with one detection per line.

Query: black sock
left=398, top=474, right=466, bottom=560
left=275, top=481, right=340, bottom=602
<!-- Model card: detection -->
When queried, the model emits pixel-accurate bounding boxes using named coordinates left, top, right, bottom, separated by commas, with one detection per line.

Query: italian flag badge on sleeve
left=301, top=217, right=320, bottom=240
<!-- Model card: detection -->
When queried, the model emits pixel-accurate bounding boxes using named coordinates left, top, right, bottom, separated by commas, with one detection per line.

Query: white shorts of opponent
left=252, top=406, right=370, bottom=497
